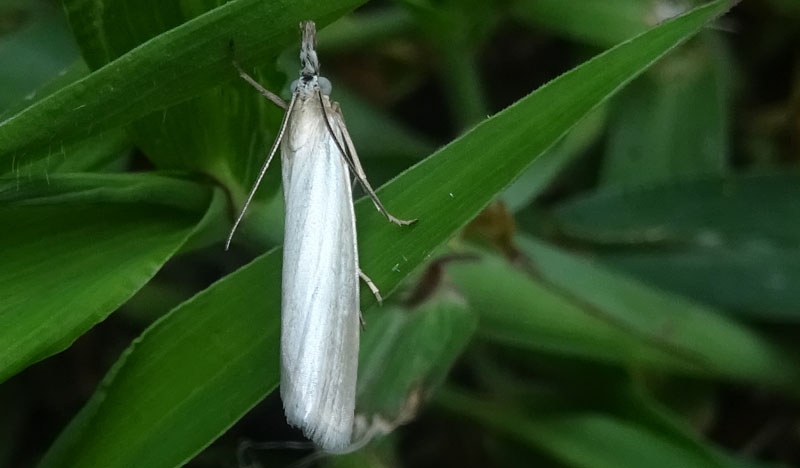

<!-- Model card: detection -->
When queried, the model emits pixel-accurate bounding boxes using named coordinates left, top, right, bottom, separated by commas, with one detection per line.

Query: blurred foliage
left=1, top=0, right=799, bottom=467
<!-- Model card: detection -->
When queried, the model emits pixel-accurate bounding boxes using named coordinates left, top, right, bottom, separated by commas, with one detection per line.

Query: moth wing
left=279, top=95, right=360, bottom=452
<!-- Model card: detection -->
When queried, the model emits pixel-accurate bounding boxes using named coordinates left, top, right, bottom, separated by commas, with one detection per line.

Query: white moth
left=226, top=21, right=414, bottom=452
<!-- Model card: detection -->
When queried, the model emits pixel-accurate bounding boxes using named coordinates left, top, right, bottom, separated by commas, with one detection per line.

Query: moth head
left=291, top=75, right=332, bottom=97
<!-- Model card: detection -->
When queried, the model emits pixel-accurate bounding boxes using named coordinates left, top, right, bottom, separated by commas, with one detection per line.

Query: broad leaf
left=0, top=173, right=218, bottom=383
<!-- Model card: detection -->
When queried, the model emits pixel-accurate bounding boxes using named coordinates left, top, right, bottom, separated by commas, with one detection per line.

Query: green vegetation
left=1, top=1, right=797, bottom=467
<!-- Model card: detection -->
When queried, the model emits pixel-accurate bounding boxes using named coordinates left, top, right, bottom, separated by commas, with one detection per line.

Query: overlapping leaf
left=0, top=173, right=218, bottom=383
left=0, top=0, right=367, bottom=167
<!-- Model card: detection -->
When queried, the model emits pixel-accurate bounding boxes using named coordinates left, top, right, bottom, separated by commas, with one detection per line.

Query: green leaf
left=317, top=8, right=416, bottom=52
left=446, top=236, right=797, bottom=386
left=39, top=261, right=476, bottom=468
left=37, top=248, right=282, bottom=468
left=515, top=0, right=657, bottom=48
left=500, top=106, right=607, bottom=212
left=39, top=2, right=735, bottom=466
left=335, top=86, right=437, bottom=163
left=0, top=0, right=367, bottom=167
left=400, top=0, right=496, bottom=128
left=600, top=247, right=800, bottom=322
left=553, top=173, right=800, bottom=320
left=63, top=0, right=288, bottom=199
left=515, top=236, right=797, bottom=386
left=437, top=387, right=728, bottom=468
left=356, top=0, right=738, bottom=301
left=0, top=2, right=78, bottom=112
left=619, top=383, right=733, bottom=467
left=0, top=59, right=133, bottom=175
left=447, top=250, right=697, bottom=371
left=0, top=173, right=217, bottom=383
left=554, top=173, right=800, bottom=246
left=601, top=34, right=732, bottom=186
left=356, top=296, right=477, bottom=419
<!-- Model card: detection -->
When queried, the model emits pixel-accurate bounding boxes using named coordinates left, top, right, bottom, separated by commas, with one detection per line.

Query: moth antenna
left=299, top=21, right=320, bottom=77
left=317, top=91, right=360, bottom=185
left=225, top=94, right=296, bottom=250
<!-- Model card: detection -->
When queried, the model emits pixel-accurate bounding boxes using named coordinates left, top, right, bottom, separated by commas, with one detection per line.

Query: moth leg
left=359, top=269, right=383, bottom=305
left=233, top=60, right=287, bottom=109
left=337, top=117, right=416, bottom=226
left=317, top=92, right=416, bottom=226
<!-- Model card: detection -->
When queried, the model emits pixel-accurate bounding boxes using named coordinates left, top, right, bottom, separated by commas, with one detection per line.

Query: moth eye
left=290, top=79, right=300, bottom=94
left=318, top=76, right=332, bottom=95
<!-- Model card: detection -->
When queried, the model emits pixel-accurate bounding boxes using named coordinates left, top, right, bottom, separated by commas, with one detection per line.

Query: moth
left=226, top=21, right=414, bottom=452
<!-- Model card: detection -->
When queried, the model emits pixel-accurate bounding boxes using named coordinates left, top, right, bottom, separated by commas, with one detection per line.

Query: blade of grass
left=602, top=247, right=800, bottom=321
left=554, top=173, right=800, bottom=246
left=447, top=250, right=697, bottom=371
left=356, top=0, right=737, bottom=303
left=515, top=0, right=659, bottom=48
left=450, top=236, right=798, bottom=386
left=437, top=387, right=728, bottom=468
left=356, top=296, right=477, bottom=419
left=63, top=0, right=289, bottom=201
left=318, top=9, right=417, bottom=52
left=601, top=34, right=731, bottom=186
left=0, top=2, right=78, bottom=112
left=37, top=248, right=283, bottom=468
left=500, top=106, right=607, bottom=211
left=0, top=0, right=367, bottom=167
